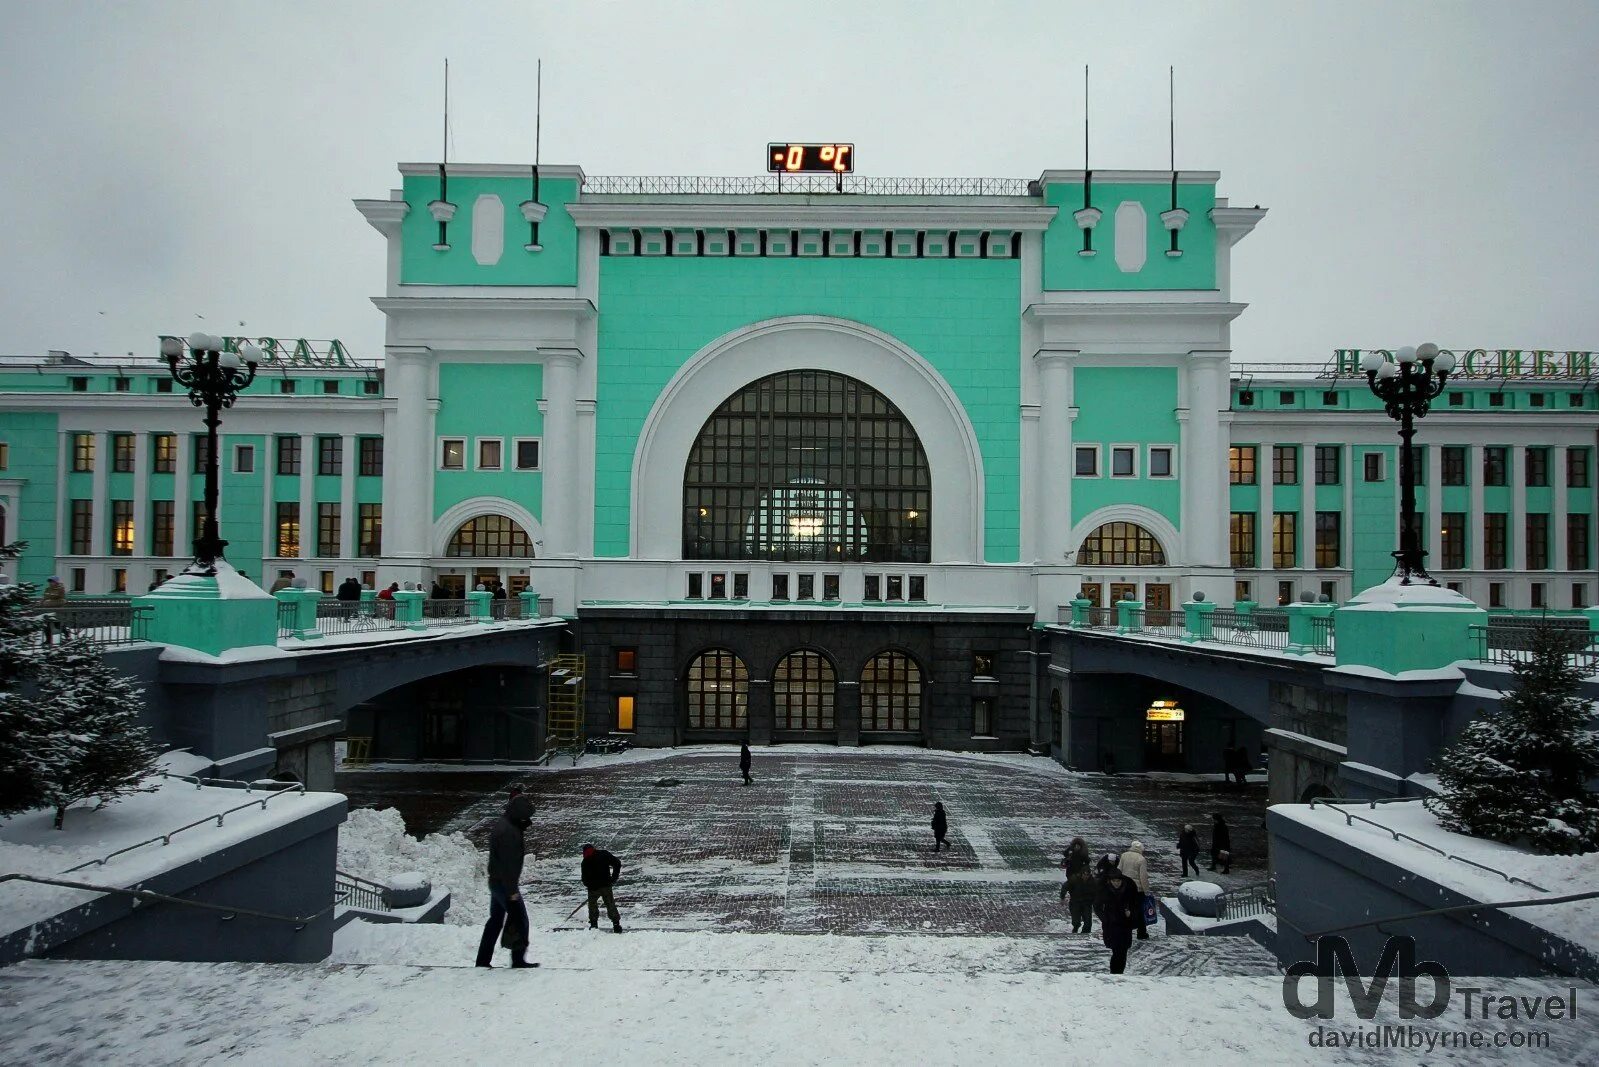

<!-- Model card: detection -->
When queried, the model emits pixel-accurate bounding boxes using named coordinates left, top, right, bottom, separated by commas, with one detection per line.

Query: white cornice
left=370, top=296, right=596, bottom=318
left=1023, top=301, right=1247, bottom=323
left=354, top=197, right=409, bottom=236
left=397, top=162, right=586, bottom=181
left=565, top=202, right=1058, bottom=232
left=1037, top=169, right=1221, bottom=185
left=1210, top=206, right=1268, bottom=244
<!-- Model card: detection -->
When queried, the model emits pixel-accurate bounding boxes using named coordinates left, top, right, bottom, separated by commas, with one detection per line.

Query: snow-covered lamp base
left=137, top=561, right=279, bottom=657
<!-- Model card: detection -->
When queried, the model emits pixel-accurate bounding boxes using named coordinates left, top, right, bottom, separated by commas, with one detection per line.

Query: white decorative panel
left=1114, top=201, right=1147, bottom=273
left=470, top=194, right=505, bottom=266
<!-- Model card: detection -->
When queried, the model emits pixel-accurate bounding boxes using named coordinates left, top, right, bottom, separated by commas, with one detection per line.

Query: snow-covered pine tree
left=0, top=540, right=54, bottom=818
left=31, top=634, right=161, bottom=829
left=1425, top=623, right=1599, bottom=854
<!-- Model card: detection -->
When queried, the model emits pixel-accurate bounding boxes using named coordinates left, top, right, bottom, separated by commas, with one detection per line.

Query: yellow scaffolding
left=545, top=654, right=587, bottom=765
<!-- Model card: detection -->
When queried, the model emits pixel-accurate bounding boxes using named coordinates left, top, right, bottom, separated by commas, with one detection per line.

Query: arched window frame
left=686, top=649, right=748, bottom=730
left=1076, top=521, right=1167, bottom=567
left=860, top=651, right=923, bottom=732
left=773, top=650, right=836, bottom=731
left=445, top=514, right=534, bottom=558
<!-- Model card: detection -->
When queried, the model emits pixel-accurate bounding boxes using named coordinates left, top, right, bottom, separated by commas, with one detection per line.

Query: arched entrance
left=685, top=649, right=748, bottom=732
left=773, top=650, right=837, bottom=732
left=860, top=650, right=923, bottom=734
left=1072, top=514, right=1175, bottom=621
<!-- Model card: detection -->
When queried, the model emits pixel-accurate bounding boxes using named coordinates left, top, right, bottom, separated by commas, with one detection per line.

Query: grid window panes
left=1569, top=447, right=1591, bottom=488
left=151, top=500, right=175, bottom=556
left=277, top=435, right=302, bottom=475
left=316, top=503, right=341, bottom=557
left=774, top=651, right=836, bottom=730
left=478, top=439, right=503, bottom=470
left=773, top=573, right=790, bottom=600
left=112, top=433, right=135, bottom=473
left=235, top=444, right=254, bottom=474
left=1362, top=453, right=1384, bottom=482
left=1229, top=446, right=1257, bottom=485
left=734, top=572, right=749, bottom=599
left=1077, top=522, right=1165, bottom=566
left=359, top=437, right=383, bottom=476
left=1273, top=512, right=1297, bottom=568
left=862, top=574, right=878, bottom=601
left=711, top=573, right=728, bottom=599
left=1230, top=512, right=1256, bottom=568
left=1569, top=514, right=1591, bottom=570
left=1441, top=513, right=1466, bottom=569
left=1526, top=448, right=1550, bottom=487
left=682, top=370, right=930, bottom=563
left=1074, top=447, right=1098, bottom=476
left=972, top=651, right=996, bottom=677
left=908, top=575, right=926, bottom=601
left=317, top=436, right=343, bottom=476
left=687, top=573, right=703, bottom=599
left=1149, top=447, right=1173, bottom=477
left=1442, top=446, right=1467, bottom=486
left=796, top=573, right=813, bottom=600
left=71, top=433, right=94, bottom=472
left=445, top=514, right=533, bottom=557
left=280, top=379, right=297, bottom=394
left=152, top=433, right=176, bottom=473
left=110, top=500, right=134, bottom=556
left=1483, top=512, right=1508, bottom=569
left=1315, top=511, right=1341, bottom=568
left=823, top=573, right=839, bottom=600
left=1407, top=448, right=1426, bottom=486
left=1483, top=446, right=1508, bottom=487
left=192, top=434, right=210, bottom=474
left=358, top=504, right=382, bottom=556
left=1314, top=445, right=1340, bottom=485
left=69, top=499, right=92, bottom=554
left=860, top=651, right=922, bottom=731
left=321, top=379, right=339, bottom=395
left=275, top=502, right=300, bottom=557
left=1272, top=445, right=1298, bottom=485
left=686, top=649, right=748, bottom=730
left=515, top=439, right=540, bottom=470
left=1111, top=446, right=1135, bottom=477
left=1526, top=513, right=1549, bottom=570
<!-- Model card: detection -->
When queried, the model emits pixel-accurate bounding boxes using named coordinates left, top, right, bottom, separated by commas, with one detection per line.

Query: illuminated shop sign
left=1145, top=700, right=1185, bottom=722
left=1332, top=348, right=1594, bottom=380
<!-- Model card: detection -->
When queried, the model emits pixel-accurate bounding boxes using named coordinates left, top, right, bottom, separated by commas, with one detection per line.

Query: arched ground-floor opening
left=1055, top=672, right=1264, bottom=776
left=345, top=664, right=548, bottom=764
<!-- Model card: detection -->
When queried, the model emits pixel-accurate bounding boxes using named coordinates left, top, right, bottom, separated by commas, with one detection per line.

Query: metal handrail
left=1309, top=802, right=1448, bottom=858
left=0, top=871, right=330, bottom=930
left=334, top=869, right=391, bottom=912
left=63, top=784, right=308, bottom=873
left=1296, top=889, right=1599, bottom=942
left=1307, top=799, right=1546, bottom=889
left=1217, top=880, right=1275, bottom=920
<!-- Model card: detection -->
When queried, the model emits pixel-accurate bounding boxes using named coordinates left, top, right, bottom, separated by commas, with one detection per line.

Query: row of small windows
left=66, top=433, right=383, bottom=476
left=66, top=376, right=381, bottom=396
left=1229, top=445, right=1592, bottom=488
left=602, top=228, right=1021, bottom=260
left=439, top=437, right=541, bottom=472
left=1073, top=445, right=1175, bottom=479
left=683, top=570, right=928, bottom=603
left=1237, top=389, right=1588, bottom=409
left=683, top=649, right=925, bottom=732
left=1229, top=510, right=1591, bottom=571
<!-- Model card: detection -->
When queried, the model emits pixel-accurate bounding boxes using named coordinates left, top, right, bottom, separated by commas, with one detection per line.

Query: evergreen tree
left=31, top=634, right=161, bottom=830
left=0, top=540, right=53, bottom=818
left=1426, top=624, right=1599, bottom=854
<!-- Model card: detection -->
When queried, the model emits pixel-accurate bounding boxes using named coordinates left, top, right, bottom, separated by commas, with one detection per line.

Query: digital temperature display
left=767, top=143, right=855, bottom=174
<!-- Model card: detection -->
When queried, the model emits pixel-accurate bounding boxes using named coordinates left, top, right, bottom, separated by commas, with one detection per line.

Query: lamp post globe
left=1364, top=342, right=1452, bottom=586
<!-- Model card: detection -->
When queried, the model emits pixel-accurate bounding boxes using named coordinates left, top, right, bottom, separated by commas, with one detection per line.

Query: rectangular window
left=1441, top=513, right=1467, bottom=569
left=279, top=379, right=297, bottom=394
left=1362, top=453, right=1385, bottom=482
left=1407, top=448, right=1426, bottom=486
left=192, top=434, right=210, bottom=474
left=1526, top=447, right=1550, bottom=487
left=1531, top=582, right=1546, bottom=609
left=321, top=379, right=340, bottom=395
left=687, top=572, right=703, bottom=599
left=363, top=378, right=381, bottom=395
left=276, top=435, right=302, bottom=475
left=1272, top=512, right=1297, bottom=569
left=1530, top=393, right=1546, bottom=408
left=275, top=502, right=301, bottom=558
left=1148, top=446, right=1173, bottom=478
left=886, top=575, right=904, bottom=601
left=772, top=573, right=790, bottom=600
left=440, top=438, right=465, bottom=470
left=112, top=433, right=135, bottom=473
left=316, top=503, right=340, bottom=557
left=1322, top=391, right=1339, bottom=406
left=114, top=377, right=130, bottom=392
left=1278, top=391, right=1296, bottom=405
left=151, top=500, right=175, bottom=556
left=1526, top=513, right=1549, bottom=570
left=477, top=439, right=503, bottom=471
left=1230, top=512, right=1256, bottom=568
left=358, top=503, right=382, bottom=556
left=710, top=572, right=728, bottom=599
left=1315, top=512, right=1341, bottom=568
left=615, top=695, right=636, bottom=733
left=1441, top=446, right=1467, bottom=486
left=317, top=436, right=343, bottom=476
left=320, top=570, right=335, bottom=595
left=192, top=501, right=207, bottom=546
left=1111, top=446, right=1135, bottom=477
left=790, top=573, right=810, bottom=600
left=1234, top=580, right=1252, bottom=603
left=823, top=573, right=839, bottom=601
left=112, top=568, right=126, bottom=593
left=1272, top=445, right=1299, bottom=485
left=1488, top=392, right=1505, bottom=408
left=1229, top=445, right=1257, bottom=485
left=69, top=376, right=88, bottom=392
left=69, top=499, right=93, bottom=554
left=1320, top=580, right=1337, bottom=601
left=1489, top=581, right=1505, bottom=608
left=234, top=444, right=254, bottom=474
left=734, top=572, right=749, bottom=599
left=1483, top=513, right=1508, bottom=570
left=1448, top=391, right=1464, bottom=407
left=908, top=575, right=926, bottom=602
left=156, top=379, right=173, bottom=394
left=110, top=500, right=134, bottom=556
left=359, top=437, right=383, bottom=476
left=152, top=433, right=176, bottom=473
left=1572, top=392, right=1586, bottom=408
left=1483, top=446, right=1508, bottom=487
left=972, top=699, right=993, bottom=737
left=1277, top=580, right=1295, bottom=607
left=863, top=574, right=880, bottom=602
left=1570, top=514, right=1592, bottom=570
left=71, top=432, right=94, bottom=472
left=0, top=442, right=6, bottom=470
left=70, top=567, right=85, bottom=592
left=972, top=651, right=996, bottom=677
left=1314, top=445, right=1340, bottom=485
left=1574, top=583, right=1589, bottom=609
left=615, top=648, right=638, bottom=673
left=514, top=439, right=540, bottom=471
left=1074, top=446, right=1098, bottom=477
left=1568, top=447, right=1591, bottom=488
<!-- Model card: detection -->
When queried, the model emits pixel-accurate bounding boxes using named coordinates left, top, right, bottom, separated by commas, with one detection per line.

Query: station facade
left=1, top=162, right=1594, bottom=765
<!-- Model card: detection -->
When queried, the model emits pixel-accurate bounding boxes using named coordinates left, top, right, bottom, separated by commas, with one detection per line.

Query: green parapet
left=519, top=590, right=539, bottom=619
left=1333, top=581, right=1487, bottom=674
left=1232, top=600, right=1257, bottom=628
left=139, top=562, right=279, bottom=657
left=1284, top=601, right=1336, bottom=655
left=466, top=589, right=493, bottom=620
left=293, top=588, right=324, bottom=640
left=1183, top=599, right=1217, bottom=643
left=393, top=589, right=425, bottom=630
left=1115, top=598, right=1140, bottom=634
left=359, top=587, right=378, bottom=618
left=1070, top=597, right=1091, bottom=628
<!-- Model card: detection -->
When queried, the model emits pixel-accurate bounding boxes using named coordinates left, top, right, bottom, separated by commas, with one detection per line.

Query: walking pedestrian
left=336, top=576, right=361, bottom=602
left=1177, top=824, right=1202, bottom=878
left=1096, top=857, right=1144, bottom=974
left=1207, top=814, right=1232, bottom=874
left=581, top=843, right=624, bottom=932
left=739, top=741, right=752, bottom=786
left=1061, top=837, right=1096, bottom=934
left=40, top=576, right=67, bottom=606
left=1118, top=841, right=1150, bottom=939
left=930, top=801, right=949, bottom=851
left=475, top=794, right=536, bottom=968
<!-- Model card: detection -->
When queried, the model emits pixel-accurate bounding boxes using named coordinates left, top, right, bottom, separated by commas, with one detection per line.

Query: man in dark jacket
left=739, top=742, right=752, bottom=786
left=476, top=794, right=536, bottom=968
left=1208, top=813, right=1232, bottom=873
left=1061, top=837, right=1096, bottom=934
left=336, top=577, right=361, bottom=602
left=1096, top=858, right=1144, bottom=974
left=930, top=802, right=949, bottom=851
left=581, top=843, right=623, bottom=932
left=1177, top=823, right=1201, bottom=878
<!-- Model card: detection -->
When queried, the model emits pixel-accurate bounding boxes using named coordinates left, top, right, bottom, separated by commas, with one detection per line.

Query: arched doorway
left=860, top=651, right=923, bottom=733
left=773, top=650, right=836, bottom=732
left=442, top=513, right=535, bottom=596
left=685, top=649, right=748, bottom=731
left=1076, top=521, right=1171, bottom=621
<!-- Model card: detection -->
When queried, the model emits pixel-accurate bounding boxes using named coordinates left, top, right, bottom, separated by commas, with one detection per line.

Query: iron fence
left=1125, top=607, right=1183, bottom=638
left=581, top=174, right=1034, bottom=197
left=27, top=602, right=152, bottom=648
left=1470, top=623, right=1599, bottom=674
left=315, top=599, right=399, bottom=637
left=276, top=598, right=297, bottom=638
left=1217, top=881, right=1275, bottom=920
left=334, top=869, right=391, bottom=912
left=1308, top=615, right=1336, bottom=653
left=1207, top=610, right=1291, bottom=652
left=420, top=598, right=473, bottom=627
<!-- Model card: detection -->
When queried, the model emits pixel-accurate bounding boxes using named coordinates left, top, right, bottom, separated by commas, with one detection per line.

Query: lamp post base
left=1390, top=549, right=1439, bottom=588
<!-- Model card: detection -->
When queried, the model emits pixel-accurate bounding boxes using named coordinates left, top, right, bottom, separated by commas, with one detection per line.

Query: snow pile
left=337, top=807, right=483, bottom=926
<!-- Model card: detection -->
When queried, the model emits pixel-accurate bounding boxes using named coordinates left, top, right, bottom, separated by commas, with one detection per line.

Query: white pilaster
left=1259, top=441, right=1274, bottom=571
left=1425, top=444, right=1443, bottom=568
left=541, top=349, right=582, bottom=558
left=1510, top=444, right=1527, bottom=571
left=1554, top=455, right=1570, bottom=589
left=1469, top=444, right=1485, bottom=571
left=1034, top=349, right=1075, bottom=563
left=174, top=432, right=191, bottom=560
left=91, top=431, right=109, bottom=556
left=1183, top=351, right=1230, bottom=569
left=298, top=433, right=315, bottom=564
left=340, top=433, right=357, bottom=558
left=381, top=347, right=435, bottom=580
left=55, top=431, right=70, bottom=556
left=132, top=433, right=149, bottom=558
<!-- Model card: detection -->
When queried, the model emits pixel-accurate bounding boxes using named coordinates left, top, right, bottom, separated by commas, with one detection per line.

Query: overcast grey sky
left=1, top=1, right=1596, bottom=367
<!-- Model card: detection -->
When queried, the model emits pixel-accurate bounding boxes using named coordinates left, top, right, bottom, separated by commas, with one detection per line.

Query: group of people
left=1177, top=813, right=1232, bottom=875
left=1221, top=745, right=1261, bottom=785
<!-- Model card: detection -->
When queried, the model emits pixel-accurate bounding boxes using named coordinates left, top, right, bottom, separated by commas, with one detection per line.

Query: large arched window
left=686, top=649, right=748, bottom=730
left=1076, top=522, right=1166, bottom=566
left=683, top=370, right=930, bottom=562
left=860, top=651, right=922, bottom=731
left=774, top=651, right=836, bottom=731
left=445, top=515, right=534, bottom=557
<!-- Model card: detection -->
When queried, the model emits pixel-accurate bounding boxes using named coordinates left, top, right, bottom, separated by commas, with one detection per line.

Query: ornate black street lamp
left=160, top=333, right=260, bottom=575
left=1361, top=342, right=1456, bottom=586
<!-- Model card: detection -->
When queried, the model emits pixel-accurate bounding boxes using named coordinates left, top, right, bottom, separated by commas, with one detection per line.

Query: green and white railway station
left=2, top=159, right=1596, bottom=771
